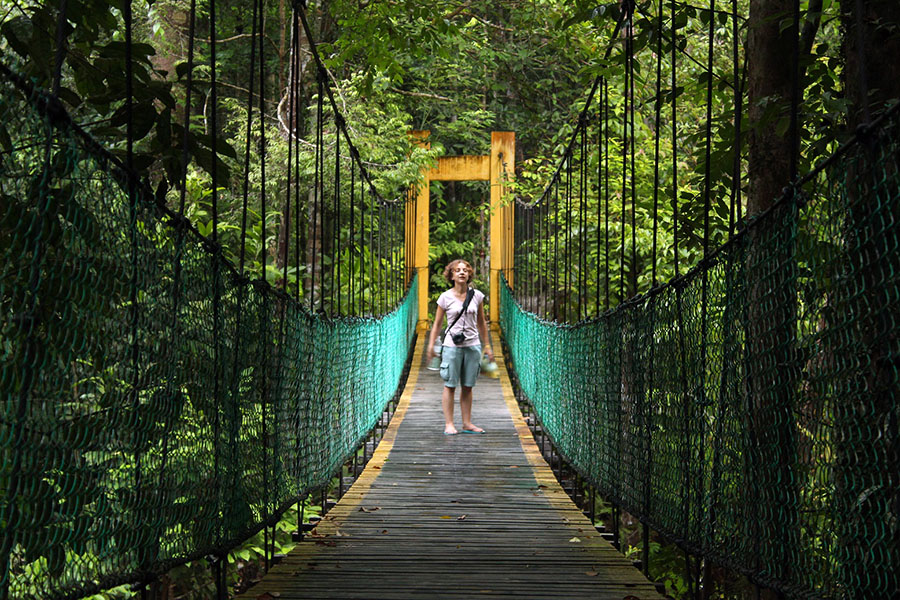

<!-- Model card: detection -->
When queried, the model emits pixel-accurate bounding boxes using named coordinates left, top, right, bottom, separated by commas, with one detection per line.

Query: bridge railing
left=0, top=70, right=418, bottom=599
left=502, top=105, right=900, bottom=599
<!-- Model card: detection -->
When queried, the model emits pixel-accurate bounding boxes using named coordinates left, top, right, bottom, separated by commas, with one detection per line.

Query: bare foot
left=462, top=424, right=484, bottom=433
left=444, top=425, right=458, bottom=435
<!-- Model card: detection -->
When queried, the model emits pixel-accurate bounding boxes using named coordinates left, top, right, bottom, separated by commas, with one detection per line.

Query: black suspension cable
left=350, top=161, right=356, bottom=315
left=516, top=201, right=523, bottom=308
left=504, top=8, right=628, bottom=321
left=282, top=5, right=294, bottom=295
left=702, top=0, right=715, bottom=259
left=283, top=134, right=293, bottom=296
left=400, top=203, right=405, bottom=302
left=380, top=201, right=386, bottom=314
left=789, top=0, right=801, bottom=180
left=529, top=202, right=535, bottom=315
left=380, top=202, right=386, bottom=314
left=530, top=203, right=536, bottom=314
left=365, top=184, right=370, bottom=316
left=629, top=12, right=638, bottom=297
left=620, top=42, right=628, bottom=304
left=604, top=79, right=611, bottom=310
left=123, top=0, right=149, bottom=578
left=375, top=202, right=381, bottom=315
left=391, top=204, right=398, bottom=307
left=290, top=15, right=302, bottom=297
left=384, top=202, right=390, bottom=310
left=271, top=4, right=289, bottom=556
left=391, top=200, right=395, bottom=306
left=564, top=156, right=572, bottom=321
left=207, top=0, right=218, bottom=243
left=397, top=203, right=403, bottom=304
left=333, top=121, right=341, bottom=314
left=729, top=0, right=742, bottom=237
left=317, top=73, right=326, bottom=314
left=635, top=3, right=736, bottom=92
left=359, top=182, right=366, bottom=313
left=368, top=191, right=375, bottom=315
left=156, top=0, right=196, bottom=566
left=578, top=123, right=586, bottom=319
left=238, top=0, right=259, bottom=276
left=296, top=83, right=305, bottom=303
left=310, top=73, right=323, bottom=312
left=671, top=0, right=680, bottom=278
left=178, top=0, right=198, bottom=217
left=393, top=203, right=398, bottom=308
left=526, top=203, right=531, bottom=312
left=51, top=0, right=68, bottom=97
left=205, top=0, right=225, bottom=583
left=596, top=92, right=603, bottom=313
left=515, top=201, right=521, bottom=307
left=386, top=203, right=392, bottom=311
left=652, top=0, right=664, bottom=287
left=852, top=0, right=871, bottom=125
left=256, top=0, right=270, bottom=569
left=222, top=0, right=261, bottom=569
left=553, top=180, right=560, bottom=320
left=541, top=200, right=548, bottom=318
left=296, top=151, right=306, bottom=301
left=697, top=0, right=717, bottom=585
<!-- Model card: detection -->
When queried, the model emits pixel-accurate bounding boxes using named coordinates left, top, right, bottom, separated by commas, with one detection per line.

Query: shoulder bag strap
left=441, top=287, right=475, bottom=343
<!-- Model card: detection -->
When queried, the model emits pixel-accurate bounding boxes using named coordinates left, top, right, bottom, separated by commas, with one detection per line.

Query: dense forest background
left=2, top=0, right=898, bottom=309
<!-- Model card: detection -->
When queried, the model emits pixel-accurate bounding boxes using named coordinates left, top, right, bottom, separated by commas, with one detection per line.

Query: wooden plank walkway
left=237, top=336, right=663, bottom=599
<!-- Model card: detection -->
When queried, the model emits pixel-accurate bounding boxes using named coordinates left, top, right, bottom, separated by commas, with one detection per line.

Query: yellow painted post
left=490, top=132, right=515, bottom=328
left=504, top=159, right=515, bottom=290
left=410, top=130, right=431, bottom=330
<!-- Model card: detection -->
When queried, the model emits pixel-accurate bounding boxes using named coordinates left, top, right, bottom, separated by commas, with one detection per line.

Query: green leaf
left=2, top=16, right=34, bottom=58
left=99, top=41, right=157, bottom=62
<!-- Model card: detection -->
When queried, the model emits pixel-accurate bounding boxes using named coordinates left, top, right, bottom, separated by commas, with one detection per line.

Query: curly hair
left=443, top=259, right=473, bottom=285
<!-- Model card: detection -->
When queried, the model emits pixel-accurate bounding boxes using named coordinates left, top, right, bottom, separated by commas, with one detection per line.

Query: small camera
left=451, top=332, right=466, bottom=345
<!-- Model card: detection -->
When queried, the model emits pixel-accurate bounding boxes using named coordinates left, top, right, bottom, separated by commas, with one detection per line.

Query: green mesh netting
left=0, top=72, right=417, bottom=599
left=502, top=111, right=900, bottom=599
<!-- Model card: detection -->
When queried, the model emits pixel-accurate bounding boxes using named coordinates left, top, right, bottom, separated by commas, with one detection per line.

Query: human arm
left=476, top=300, right=493, bottom=362
left=427, top=304, right=446, bottom=361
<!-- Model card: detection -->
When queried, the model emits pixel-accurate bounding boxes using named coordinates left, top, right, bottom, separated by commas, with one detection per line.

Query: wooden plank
left=236, top=338, right=663, bottom=600
left=428, top=155, right=491, bottom=181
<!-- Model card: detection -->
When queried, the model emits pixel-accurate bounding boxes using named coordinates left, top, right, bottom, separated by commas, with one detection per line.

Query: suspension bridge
left=1, top=1, right=898, bottom=599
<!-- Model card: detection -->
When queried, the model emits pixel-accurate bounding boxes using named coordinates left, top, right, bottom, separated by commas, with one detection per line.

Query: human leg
left=439, top=347, right=463, bottom=434
left=442, top=386, right=457, bottom=434
left=458, top=345, right=484, bottom=432
left=460, top=386, right=483, bottom=432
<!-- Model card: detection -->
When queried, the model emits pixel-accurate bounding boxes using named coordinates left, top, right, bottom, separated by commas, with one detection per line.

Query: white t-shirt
left=437, top=287, right=485, bottom=348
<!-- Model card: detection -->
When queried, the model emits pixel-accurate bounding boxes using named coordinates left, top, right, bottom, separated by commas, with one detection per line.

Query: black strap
left=441, top=287, right=475, bottom=344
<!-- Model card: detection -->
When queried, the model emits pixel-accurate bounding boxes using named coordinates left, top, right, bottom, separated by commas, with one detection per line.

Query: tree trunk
left=841, top=0, right=900, bottom=129
left=835, top=2, right=900, bottom=596
left=744, top=0, right=801, bottom=593
left=747, top=0, right=794, bottom=212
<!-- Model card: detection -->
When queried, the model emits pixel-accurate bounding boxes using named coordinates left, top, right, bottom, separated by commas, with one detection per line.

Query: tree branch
left=443, top=1, right=471, bottom=21
left=800, top=0, right=824, bottom=62
left=388, top=88, right=452, bottom=102
left=192, top=78, right=280, bottom=107
left=462, top=12, right=516, bottom=32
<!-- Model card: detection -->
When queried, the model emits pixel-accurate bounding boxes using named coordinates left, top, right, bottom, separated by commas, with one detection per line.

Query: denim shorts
left=440, top=345, right=482, bottom=388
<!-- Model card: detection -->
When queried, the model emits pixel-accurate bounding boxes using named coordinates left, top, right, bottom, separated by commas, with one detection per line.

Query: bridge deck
left=237, top=338, right=663, bottom=599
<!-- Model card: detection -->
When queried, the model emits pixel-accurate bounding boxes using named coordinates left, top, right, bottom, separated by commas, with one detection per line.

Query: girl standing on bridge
left=427, top=259, right=494, bottom=435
